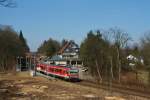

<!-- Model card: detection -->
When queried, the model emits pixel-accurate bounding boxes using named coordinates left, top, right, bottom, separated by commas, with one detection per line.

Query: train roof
left=38, top=63, right=77, bottom=69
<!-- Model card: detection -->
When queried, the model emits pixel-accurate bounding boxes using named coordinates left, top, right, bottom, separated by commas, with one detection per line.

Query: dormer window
left=66, top=49, right=69, bottom=52
left=75, top=49, right=79, bottom=52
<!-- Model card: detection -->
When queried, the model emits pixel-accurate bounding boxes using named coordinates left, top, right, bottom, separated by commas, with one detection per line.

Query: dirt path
left=0, top=72, right=149, bottom=100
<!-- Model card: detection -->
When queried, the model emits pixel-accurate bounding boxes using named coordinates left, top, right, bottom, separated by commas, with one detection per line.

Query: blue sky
left=0, top=0, right=150, bottom=51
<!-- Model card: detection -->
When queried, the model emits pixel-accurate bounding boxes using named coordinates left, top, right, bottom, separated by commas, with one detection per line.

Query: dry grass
left=0, top=71, right=149, bottom=100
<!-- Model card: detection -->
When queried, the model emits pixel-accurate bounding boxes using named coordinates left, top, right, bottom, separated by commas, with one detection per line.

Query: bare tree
left=141, top=32, right=150, bottom=66
left=0, top=0, right=16, bottom=7
left=0, top=26, right=25, bottom=71
left=109, top=27, right=131, bottom=82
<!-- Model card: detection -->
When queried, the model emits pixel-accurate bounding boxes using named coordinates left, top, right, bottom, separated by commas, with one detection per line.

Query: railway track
left=75, top=80, right=150, bottom=99
left=35, top=71, right=150, bottom=99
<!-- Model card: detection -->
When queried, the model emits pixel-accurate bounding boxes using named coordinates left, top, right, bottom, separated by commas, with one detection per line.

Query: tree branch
left=0, top=0, right=16, bottom=8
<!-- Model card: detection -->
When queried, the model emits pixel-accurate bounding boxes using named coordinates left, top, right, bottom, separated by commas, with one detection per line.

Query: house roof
left=48, top=55, right=81, bottom=61
left=48, top=55, right=63, bottom=61
left=58, top=41, right=70, bottom=54
left=58, top=40, right=79, bottom=54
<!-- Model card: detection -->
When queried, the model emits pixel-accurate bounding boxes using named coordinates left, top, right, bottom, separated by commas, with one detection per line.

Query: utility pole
left=34, top=56, right=36, bottom=76
left=26, top=56, right=28, bottom=70
left=16, top=57, right=19, bottom=71
left=29, top=57, right=31, bottom=71
left=20, top=57, right=22, bottom=71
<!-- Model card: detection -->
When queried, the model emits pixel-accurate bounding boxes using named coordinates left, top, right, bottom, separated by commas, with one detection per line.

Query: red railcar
left=36, top=63, right=79, bottom=80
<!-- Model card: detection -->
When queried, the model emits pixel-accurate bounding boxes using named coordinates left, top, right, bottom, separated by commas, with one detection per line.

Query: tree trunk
left=110, top=56, right=114, bottom=79
left=117, top=48, right=121, bottom=83
left=2, top=60, right=5, bottom=72
left=118, top=59, right=121, bottom=83
left=95, top=59, right=102, bottom=83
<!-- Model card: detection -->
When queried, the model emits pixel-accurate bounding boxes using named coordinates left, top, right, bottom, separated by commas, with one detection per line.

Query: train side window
left=51, top=68, right=54, bottom=72
left=49, top=67, right=52, bottom=71
left=59, top=69, right=62, bottom=73
left=64, top=70, right=68, bottom=74
left=55, top=69, right=61, bottom=73
left=59, top=69, right=63, bottom=74
left=56, top=69, right=60, bottom=73
left=55, top=69, right=57, bottom=72
left=55, top=69, right=58, bottom=73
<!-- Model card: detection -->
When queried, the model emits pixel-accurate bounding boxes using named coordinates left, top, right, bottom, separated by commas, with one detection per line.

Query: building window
left=71, top=61, right=76, bottom=65
left=77, top=61, right=82, bottom=65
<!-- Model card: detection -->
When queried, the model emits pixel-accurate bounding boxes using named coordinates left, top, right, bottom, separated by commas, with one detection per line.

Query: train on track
left=36, top=63, right=79, bottom=80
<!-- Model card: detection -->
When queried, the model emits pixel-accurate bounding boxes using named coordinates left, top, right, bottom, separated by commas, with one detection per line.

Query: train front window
left=65, top=65, right=73, bottom=68
left=69, top=70, right=78, bottom=74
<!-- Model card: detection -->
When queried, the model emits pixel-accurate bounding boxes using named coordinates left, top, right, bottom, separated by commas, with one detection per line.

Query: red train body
left=36, top=63, right=79, bottom=80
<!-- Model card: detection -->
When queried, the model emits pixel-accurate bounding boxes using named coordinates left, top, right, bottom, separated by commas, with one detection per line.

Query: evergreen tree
left=19, top=30, right=30, bottom=52
left=0, top=27, right=25, bottom=71
left=38, top=38, right=60, bottom=57
left=80, top=30, right=110, bottom=82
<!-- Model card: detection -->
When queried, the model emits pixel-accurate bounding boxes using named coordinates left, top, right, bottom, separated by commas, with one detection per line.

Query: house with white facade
left=48, top=40, right=83, bottom=67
